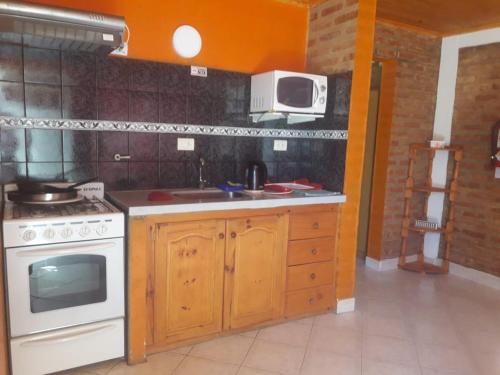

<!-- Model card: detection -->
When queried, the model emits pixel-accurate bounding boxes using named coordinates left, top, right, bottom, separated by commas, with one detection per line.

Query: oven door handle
left=16, top=242, right=116, bottom=257
left=20, top=324, right=116, bottom=347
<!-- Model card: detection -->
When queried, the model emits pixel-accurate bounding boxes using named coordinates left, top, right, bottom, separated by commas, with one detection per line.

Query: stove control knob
left=79, top=226, right=91, bottom=238
left=319, top=97, right=326, bottom=104
left=22, top=230, right=36, bottom=242
left=320, top=85, right=327, bottom=92
left=60, top=227, right=73, bottom=239
left=43, top=228, right=55, bottom=240
left=96, top=224, right=108, bottom=236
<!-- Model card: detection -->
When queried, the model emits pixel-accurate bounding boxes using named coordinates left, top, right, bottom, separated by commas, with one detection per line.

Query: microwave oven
left=250, top=70, right=327, bottom=115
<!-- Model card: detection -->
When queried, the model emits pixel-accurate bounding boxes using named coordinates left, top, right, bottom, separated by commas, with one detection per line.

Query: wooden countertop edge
left=128, top=203, right=342, bottom=224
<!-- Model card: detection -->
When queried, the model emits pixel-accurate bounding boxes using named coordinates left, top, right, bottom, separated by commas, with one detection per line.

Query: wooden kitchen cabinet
left=153, top=220, right=226, bottom=345
left=224, top=215, right=287, bottom=330
left=127, top=204, right=340, bottom=364
left=285, top=206, right=339, bottom=318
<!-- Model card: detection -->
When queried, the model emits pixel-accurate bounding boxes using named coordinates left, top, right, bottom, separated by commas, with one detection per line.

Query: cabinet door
left=154, top=220, right=225, bottom=344
left=224, top=215, right=287, bottom=330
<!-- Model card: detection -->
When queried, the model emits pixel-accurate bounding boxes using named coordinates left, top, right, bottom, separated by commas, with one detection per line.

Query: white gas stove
left=2, top=183, right=125, bottom=375
left=3, top=197, right=123, bottom=247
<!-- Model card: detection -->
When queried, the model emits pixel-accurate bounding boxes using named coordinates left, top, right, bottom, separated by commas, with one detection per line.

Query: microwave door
left=275, top=76, right=315, bottom=111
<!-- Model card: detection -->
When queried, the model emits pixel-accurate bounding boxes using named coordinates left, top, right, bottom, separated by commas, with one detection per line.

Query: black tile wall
left=0, top=81, right=25, bottom=117
left=0, top=43, right=23, bottom=81
left=0, top=41, right=350, bottom=192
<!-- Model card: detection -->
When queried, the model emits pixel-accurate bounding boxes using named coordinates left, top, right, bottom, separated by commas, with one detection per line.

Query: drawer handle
left=310, top=248, right=318, bottom=255
left=312, top=222, right=319, bottom=229
left=308, top=297, right=316, bottom=305
left=310, top=273, right=316, bottom=280
left=231, top=232, right=237, bottom=238
left=219, top=233, right=225, bottom=239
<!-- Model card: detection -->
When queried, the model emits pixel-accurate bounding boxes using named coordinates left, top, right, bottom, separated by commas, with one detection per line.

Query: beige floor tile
left=420, top=368, right=476, bottom=375
left=308, top=325, right=362, bottom=358
left=174, top=356, right=238, bottom=375
left=240, top=329, right=260, bottom=338
left=472, top=351, right=500, bottom=375
left=189, top=335, right=254, bottom=365
left=239, top=329, right=260, bottom=338
left=169, top=345, right=193, bottom=355
left=108, top=352, right=184, bottom=375
left=293, top=316, right=316, bottom=326
left=59, top=369, right=96, bottom=375
left=406, top=305, right=451, bottom=326
left=244, top=339, right=305, bottom=375
left=300, top=350, right=361, bottom=375
left=452, top=310, right=500, bottom=335
left=363, top=335, right=418, bottom=366
left=257, top=321, right=311, bottom=347
left=363, top=315, right=410, bottom=340
left=359, top=298, right=404, bottom=319
left=59, top=359, right=122, bottom=375
left=238, top=367, right=281, bottom=375
left=417, top=343, right=477, bottom=373
left=79, top=359, right=122, bottom=375
left=362, top=359, right=420, bottom=375
left=411, top=320, right=462, bottom=348
left=314, top=311, right=363, bottom=332
left=463, top=329, right=500, bottom=355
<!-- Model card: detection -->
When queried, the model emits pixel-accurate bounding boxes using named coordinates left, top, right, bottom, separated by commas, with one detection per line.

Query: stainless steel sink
left=172, top=189, right=246, bottom=201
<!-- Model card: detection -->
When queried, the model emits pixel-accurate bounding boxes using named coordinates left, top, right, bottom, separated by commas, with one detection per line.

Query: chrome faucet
left=198, top=157, right=207, bottom=189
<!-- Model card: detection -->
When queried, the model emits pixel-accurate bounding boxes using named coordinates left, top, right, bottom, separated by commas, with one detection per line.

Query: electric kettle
left=245, top=161, right=268, bottom=190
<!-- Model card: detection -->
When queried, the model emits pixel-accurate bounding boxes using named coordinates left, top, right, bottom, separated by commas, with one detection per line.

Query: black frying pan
left=16, top=178, right=96, bottom=194
left=9, top=177, right=97, bottom=203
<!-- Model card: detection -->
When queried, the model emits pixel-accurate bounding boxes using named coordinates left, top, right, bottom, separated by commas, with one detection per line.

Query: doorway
left=357, top=62, right=382, bottom=258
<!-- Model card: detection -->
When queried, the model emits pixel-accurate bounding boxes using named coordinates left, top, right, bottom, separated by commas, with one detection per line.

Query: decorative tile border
left=0, top=117, right=348, bottom=140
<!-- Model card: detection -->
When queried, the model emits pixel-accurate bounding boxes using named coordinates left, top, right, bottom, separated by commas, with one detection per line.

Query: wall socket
left=273, top=139, right=288, bottom=151
left=191, top=66, right=208, bottom=77
left=177, top=138, right=195, bottom=151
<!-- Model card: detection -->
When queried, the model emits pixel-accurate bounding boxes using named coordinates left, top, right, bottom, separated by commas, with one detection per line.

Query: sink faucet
left=198, top=157, right=207, bottom=189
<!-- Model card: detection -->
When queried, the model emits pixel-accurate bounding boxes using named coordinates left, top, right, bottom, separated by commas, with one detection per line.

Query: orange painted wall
left=30, top=0, right=308, bottom=73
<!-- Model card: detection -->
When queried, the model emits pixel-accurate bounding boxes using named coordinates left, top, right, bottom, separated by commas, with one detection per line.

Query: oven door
left=6, top=238, right=124, bottom=337
left=272, top=71, right=327, bottom=114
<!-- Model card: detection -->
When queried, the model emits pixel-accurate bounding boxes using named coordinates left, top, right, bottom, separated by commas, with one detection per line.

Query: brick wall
left=307, top=0, right=359, bottom=74
left=450, top=43, right=500, bottom=276
left=374, top=23, right=442, bottom=259
left=307, top=0, right=377, bottom=299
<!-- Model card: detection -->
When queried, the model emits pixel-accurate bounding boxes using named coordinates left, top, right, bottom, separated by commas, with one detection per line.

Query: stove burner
left=10, top=198, right=115, bottom=220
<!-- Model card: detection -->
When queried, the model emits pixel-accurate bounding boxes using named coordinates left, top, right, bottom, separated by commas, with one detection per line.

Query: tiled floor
left=63, top=263, right=500, bottom=375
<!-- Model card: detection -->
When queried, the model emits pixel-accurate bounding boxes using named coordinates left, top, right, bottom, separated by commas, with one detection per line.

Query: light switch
left=273, top=139, right=288, bottom=151
left=177, top=138, right=195, bottom=151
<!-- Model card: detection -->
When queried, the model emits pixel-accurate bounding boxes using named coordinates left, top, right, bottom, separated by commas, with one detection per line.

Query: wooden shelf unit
left=399, top=143, right=463, bottom=274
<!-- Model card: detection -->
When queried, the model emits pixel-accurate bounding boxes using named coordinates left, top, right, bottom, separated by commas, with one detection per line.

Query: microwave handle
left=20, top=324, right=115, bottom=347
left=312, top=80, right=320, bottom=106
left=16, top=242, right=116, bottom=257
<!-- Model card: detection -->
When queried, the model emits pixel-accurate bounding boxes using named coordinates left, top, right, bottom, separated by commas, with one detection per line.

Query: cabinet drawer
left=289, top=211, right=337, bottom=240
left=287, top=237, right=335, bottom=266
left=286, top=262, right=334, bottom=291
left=285, top=285, right=334, bottom=317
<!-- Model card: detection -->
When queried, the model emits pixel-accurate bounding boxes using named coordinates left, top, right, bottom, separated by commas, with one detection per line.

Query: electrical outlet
left=110, top=42, right=128, bottom=56
left=191, top=66, right=208, bottom=77
left=177, top=138, right=195, bottom=151
left=273, top=139, right=288, bottom=151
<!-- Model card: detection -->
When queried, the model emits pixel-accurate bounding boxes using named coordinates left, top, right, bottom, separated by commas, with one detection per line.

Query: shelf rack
left=399, top=143, right=463, bottom=274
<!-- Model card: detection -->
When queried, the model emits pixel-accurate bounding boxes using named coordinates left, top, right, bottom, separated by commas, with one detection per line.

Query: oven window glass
left=29, top=254, right=107, bottom=313
left=277, top=77, right=314, bottom=108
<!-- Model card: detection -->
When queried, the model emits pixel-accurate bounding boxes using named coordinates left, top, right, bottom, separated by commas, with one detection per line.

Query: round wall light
left=172, top=25, right=202, bottom=58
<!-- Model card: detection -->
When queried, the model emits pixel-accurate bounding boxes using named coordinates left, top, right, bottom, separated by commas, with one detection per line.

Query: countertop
left=106, top=188, right=346, bottom=216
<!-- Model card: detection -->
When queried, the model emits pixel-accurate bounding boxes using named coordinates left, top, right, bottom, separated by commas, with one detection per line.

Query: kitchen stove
left=2, top=182, right=125, bottom=375
left=3, top=197, right=123, bottom=247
